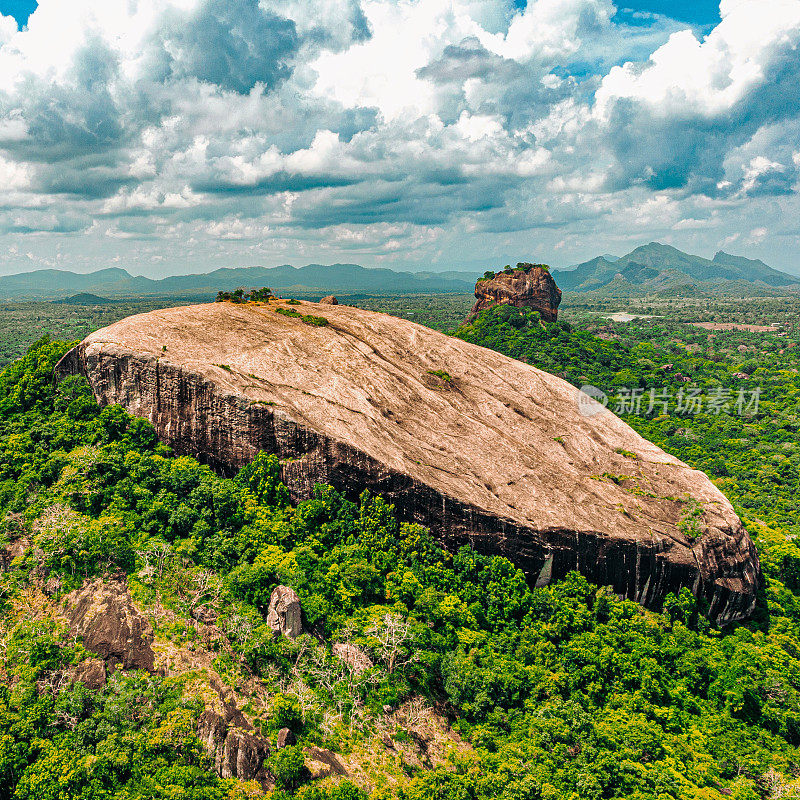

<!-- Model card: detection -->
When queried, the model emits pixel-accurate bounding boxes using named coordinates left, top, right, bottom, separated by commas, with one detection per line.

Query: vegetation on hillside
left=0, top=333, right=800, bottom=799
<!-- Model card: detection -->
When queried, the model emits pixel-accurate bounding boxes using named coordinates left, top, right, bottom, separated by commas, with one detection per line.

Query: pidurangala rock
left=56, top=299, right=761, bottom=624
left=267, top=585, right=303, bottom=639
left=468, top=263, right=562, bottom=323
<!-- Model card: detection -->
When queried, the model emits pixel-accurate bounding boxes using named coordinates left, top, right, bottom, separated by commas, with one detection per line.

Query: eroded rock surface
left=197, top=704, right=271, bottom=787
left=267, top=585, right=303, bottom=639
left=63, top=577, right=156, bottom=672
left=57, top=300, right=760, bottom=623
left=468, top=263, right=562, bottom=322
left=73, top=657, right=107, bottom=691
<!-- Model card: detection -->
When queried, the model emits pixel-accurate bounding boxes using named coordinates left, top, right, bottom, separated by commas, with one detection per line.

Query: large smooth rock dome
left=57, top=298, right=760, bottom=624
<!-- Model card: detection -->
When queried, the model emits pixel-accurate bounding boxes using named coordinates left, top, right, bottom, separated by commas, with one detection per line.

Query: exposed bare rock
left=319, top=295, right=338, bottom=305
left=306, top=747, right=348, bottom=779
left=73, top=658, right=107, bottom=691
left=277, top=728, right=296, bottom=749
left=468, top=263, right=562, bottom=323
left=197, top=706, right=271, bottom=787
left=57, top=300, right=760, bottom=624
left=62, top=577, right=155, bottom=672
left=333, top=642, right=373, bottom=674
left=267, top=585, right=303, bottom=639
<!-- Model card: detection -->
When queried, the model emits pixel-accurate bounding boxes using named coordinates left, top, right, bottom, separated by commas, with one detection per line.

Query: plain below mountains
left=553, top=242, right=800, bottom=296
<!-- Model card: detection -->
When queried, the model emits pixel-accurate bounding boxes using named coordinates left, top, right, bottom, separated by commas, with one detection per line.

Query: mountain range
left=552, top=242, right=800, bottom=295
left=2, top=243, right=798, bottom=301
left=0, top=263, right=479, bottom=301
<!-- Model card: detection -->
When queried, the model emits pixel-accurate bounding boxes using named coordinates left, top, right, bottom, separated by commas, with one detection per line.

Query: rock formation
left=468, top=263, right=562, bottom=322
left=267, top=585, right=303, bottom=639
left=57, top=299, right=760, bottom=624
left=63, top=577, right=156, bottom=672
left=196, top=705, right=271, bottom=786
left=61, top=574, right=273, bottom=785
left=277, top=728, right=296, bottom=749
left=319, top=295, right=338, bottom=305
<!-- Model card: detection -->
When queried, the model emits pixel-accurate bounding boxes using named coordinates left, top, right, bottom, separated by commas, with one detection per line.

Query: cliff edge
left=56, top=299, right=760, bottom=624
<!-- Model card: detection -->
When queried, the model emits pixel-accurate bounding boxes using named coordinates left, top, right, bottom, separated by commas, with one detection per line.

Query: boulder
left=305, top=747, right=348, bottom=779
left=56, top=299, right=760, bottom=624
left=468, top=263, right=562, bottom=323
left=319, top=295, right=338, bottom=305
left=266, top=585, right=303, bottom=639
left=63, top=577, right=155, bottom=672
left=197, top=708, right=271, bottom=787
left=73, top=658, right=107, bottom=691
left=277, top=727, right=296, bottom=749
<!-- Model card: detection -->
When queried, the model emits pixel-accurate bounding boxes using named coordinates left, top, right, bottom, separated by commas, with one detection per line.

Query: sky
left=0, top=0, right=797, bottom=278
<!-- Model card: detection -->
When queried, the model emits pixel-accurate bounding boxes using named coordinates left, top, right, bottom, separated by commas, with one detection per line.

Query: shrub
left=270, top=745, right=309, bottom=790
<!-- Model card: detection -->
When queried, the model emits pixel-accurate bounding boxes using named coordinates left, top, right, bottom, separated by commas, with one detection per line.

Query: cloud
left=0, top=0, right=798, bottom=276
left=155, top=0, right=299, bottom=94
left=0, top=14, right=17, bottom=46
left=595, top=0, right=800, bottom=192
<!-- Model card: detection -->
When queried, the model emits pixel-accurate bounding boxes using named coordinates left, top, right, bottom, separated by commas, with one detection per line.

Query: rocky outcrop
left=73, top=658, right=107, bottom=691
left=468, top=263, right=562, bottom=322
left=267, top=585, right=303, bottom=639
left=63, top=577, right=156, bottom=672
left=197, top=705, right=271, bottom=787
left=319, top=295, right=338, bottom=305
left=277, top=728, right=296, bottom=749
left=332, top=642, right=373, bottom=674
left=56, top=300, right=760, bottom=624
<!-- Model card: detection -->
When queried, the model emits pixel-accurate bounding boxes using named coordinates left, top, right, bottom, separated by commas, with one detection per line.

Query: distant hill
left=52, top=293, right=114, bottom=305
left=553, top=243, right=800, bottom=295
left=0, top=263, right=479, bottom=301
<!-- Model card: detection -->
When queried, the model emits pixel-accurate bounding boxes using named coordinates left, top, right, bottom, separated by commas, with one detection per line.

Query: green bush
left=270, top=745, right=309, bottom=790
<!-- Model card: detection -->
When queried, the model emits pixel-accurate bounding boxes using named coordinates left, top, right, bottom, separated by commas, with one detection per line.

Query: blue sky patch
left=1, top=0, right=36, bottom=27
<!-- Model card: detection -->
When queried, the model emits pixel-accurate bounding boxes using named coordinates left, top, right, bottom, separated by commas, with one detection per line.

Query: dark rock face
left=56, top=301, right=760, bottom=625
left=468, top=264, right=562, bottom=322
left=197, top=706, right=271, bottom=787
left=63, top=578, right=156, bottom=672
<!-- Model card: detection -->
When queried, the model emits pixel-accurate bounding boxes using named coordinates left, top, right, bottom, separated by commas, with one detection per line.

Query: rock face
left=196, top=705, right=271, bottom=787
left=57, top=300, right=760, bottom=624
left=63, top=577, right=156, bottom=672
left=73, top=658, right=107, bottom=691
left=468, top=264, right=562, bottom=322
left=267, top=585, right=303, bottom=639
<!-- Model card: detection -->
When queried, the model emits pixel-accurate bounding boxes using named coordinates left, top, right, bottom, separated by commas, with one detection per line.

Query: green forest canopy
left=1, top=328, right=800, bottom=799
